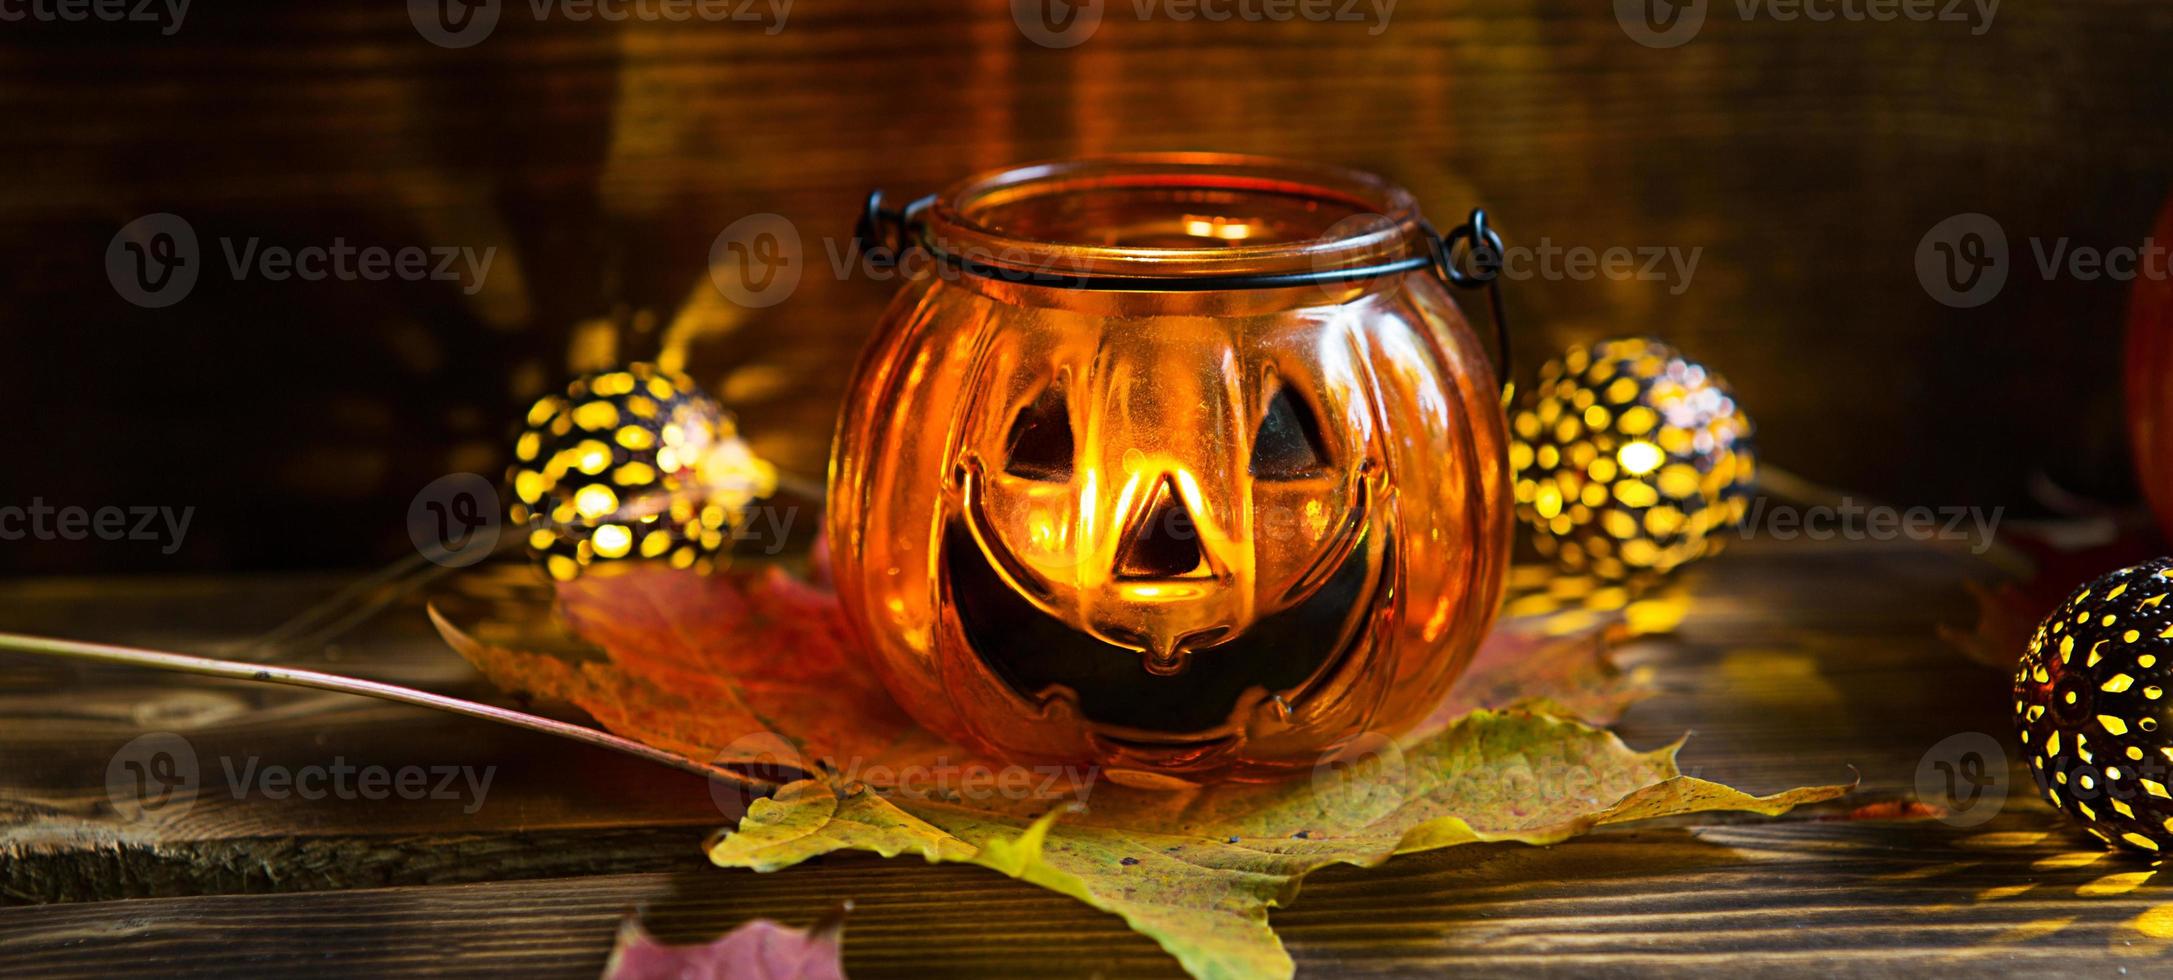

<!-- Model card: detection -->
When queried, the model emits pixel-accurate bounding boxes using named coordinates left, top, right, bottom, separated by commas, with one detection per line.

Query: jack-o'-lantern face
left=946, top=318, right=1392, bottom=739
left=829, top=155, right=1512, bottom=784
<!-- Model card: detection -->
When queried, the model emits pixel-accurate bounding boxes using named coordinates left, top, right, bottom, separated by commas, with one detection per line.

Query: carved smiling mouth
left=943, top=520, right=1385, bottom=735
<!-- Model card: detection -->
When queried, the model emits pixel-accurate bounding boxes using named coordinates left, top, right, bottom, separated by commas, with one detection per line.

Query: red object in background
left=2127, top=194, right=2173, bottom=535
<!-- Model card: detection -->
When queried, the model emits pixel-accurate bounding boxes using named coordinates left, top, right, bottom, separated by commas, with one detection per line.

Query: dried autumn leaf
left=1416, top=595, right=1676, bottom=732
left=603, top=905, right=847, bottom=980
left=1940, top=523, right=2164, bottom=671
left=432, top=565, right=1655, bottom=774
left=430, top=564, right=1846, bottom=980
left=432, top=564, right=950, bottom=775
left=1834, top=799, right=1948, bottom=821
left=709, top=714, right=1838, bottom=980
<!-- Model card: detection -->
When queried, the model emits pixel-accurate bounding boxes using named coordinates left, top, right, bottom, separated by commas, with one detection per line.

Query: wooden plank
left=0, top=564, right=743, bottom=902
left=1, top=533, right=2019, bottom=907
left=3, top=2, right=2167, bottom=575
left=0, top=530, right=2111, bottom=975
left=0, top=536, right=1999, bottom=899
left=1611, top=536, right=2013, bottom=799
left=3, top=808, right=2162, bottom=978
left=0, top=859, right=1179, bottom=979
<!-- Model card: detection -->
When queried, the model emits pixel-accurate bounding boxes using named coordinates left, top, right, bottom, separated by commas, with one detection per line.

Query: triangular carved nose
left=1117, top=476, right=1209, bottom=579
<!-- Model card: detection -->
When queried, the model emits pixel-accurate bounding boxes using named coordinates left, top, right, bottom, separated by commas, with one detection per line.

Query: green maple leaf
left=706, top=712, right=1838, bottom=980
left=431, top=564, right=1845, bottom=980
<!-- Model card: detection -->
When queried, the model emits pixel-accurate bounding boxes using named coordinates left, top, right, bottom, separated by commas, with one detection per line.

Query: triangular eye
left=1251, top=384, right=1331, bottom=480
left=1004, top=384, right=1074, bottom=481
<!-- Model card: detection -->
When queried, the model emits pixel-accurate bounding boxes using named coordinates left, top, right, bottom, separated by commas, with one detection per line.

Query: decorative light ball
left=1509, top=337, right=1755, bottom=582
left=507, top=363, right=776, bottom=581
left=2014, top=558, right=2173, bottom=854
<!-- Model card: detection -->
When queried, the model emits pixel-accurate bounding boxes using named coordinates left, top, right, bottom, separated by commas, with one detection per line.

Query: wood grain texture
left=3, top=2, right=2169, bottom=572
left=6, top=813, right=2169, bottom=979
left=0, top=566, right=741, bottom=903
left=0, top=532, right=2132, bottom=976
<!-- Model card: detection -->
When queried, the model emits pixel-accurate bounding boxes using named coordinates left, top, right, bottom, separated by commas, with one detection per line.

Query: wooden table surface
left=0, top=534, right=2160, bottom=978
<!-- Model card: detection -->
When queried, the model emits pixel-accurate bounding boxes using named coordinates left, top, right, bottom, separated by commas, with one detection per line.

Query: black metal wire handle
left=1429, top=208, right=1513, bottom=393
left=855, top=190, right=917, bottom=269
left=855, top=191, right=1513, bottom=389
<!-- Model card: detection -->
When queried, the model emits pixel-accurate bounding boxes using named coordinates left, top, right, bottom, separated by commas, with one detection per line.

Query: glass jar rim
left=915, top=153, right=1429, bottom=285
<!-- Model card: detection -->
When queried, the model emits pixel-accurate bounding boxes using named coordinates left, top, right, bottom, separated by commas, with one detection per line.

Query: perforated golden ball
left=2015, top=558, right=2173, bottom=854
left=1509, top=337, right=1755, bottom=581
left=508, top=363, right=776, bottom=581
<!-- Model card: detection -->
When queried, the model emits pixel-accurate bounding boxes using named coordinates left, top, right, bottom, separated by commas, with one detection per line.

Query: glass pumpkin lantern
left=828, top=155, right=1513, bottom=785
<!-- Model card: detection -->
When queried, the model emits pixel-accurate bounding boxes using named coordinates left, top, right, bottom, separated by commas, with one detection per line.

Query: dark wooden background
left=1, top=534, right=2154, bottom=976
left=3, top=0, right=2170, bottom=573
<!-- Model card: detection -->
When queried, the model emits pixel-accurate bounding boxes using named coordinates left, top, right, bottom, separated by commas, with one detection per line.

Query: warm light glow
left=572, top=400, right=620, bottom=431
left=507, top=362, right=774, bottom=581
left=574, top=484, right=619, bottom=520
left=575, top=440, right=611, bottom=475
left=1507, top=338, right=1755, bottom=582
left=1616, top=440, right=1664, bottom=476
left=825, top=155, right=1517, bottom=781
left=1534, top=483, right=1563, bottom=519
left=592, top=524, right=633, bottom=558
left=1183, top=216, right=1253, bottom=240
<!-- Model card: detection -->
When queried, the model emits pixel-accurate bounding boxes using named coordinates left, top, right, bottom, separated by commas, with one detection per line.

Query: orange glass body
left=2129, top=193, right=2173, bottom=537
left=828, top=155, right=1511, bottom=786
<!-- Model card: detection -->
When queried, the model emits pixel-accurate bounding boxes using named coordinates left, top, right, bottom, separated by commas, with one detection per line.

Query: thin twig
left=0, top=630, right=763, bottom=790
